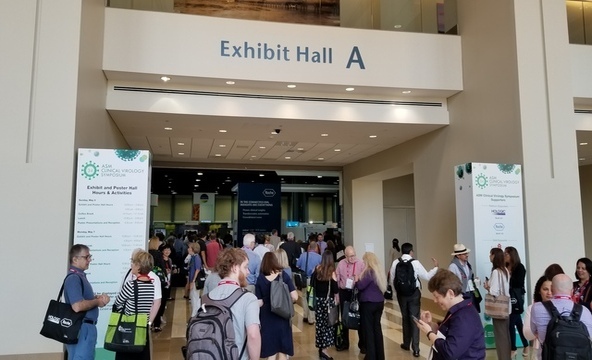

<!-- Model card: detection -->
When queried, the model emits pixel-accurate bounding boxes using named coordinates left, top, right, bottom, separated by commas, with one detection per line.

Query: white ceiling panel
left=147, top=137, right=171, bottom=156
left=190, top=138, right=214, bottom=159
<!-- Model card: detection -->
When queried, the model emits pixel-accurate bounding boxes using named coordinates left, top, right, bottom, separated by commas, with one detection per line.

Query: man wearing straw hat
left=448, top=243, right=481, bottom=312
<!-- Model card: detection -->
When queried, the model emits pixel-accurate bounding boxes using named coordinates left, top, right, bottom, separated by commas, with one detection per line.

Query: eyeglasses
left=77, top=254, right=92, bottom=260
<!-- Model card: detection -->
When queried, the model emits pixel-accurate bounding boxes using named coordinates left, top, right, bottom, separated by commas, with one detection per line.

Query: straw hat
left=451, top=243, right=470, bottom=256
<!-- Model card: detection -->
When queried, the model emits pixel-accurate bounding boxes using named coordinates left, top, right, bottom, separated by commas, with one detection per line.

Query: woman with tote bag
left=484, top=247, right=511, bottom=360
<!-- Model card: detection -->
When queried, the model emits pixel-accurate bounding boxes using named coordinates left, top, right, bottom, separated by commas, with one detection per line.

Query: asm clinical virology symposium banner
left=455, top=162, right=526, bottom=349
left=73, top=149, right=151, bottom=354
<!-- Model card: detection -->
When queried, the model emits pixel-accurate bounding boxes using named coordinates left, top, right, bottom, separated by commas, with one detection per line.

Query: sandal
left=522, top=347, right=530, bottom=358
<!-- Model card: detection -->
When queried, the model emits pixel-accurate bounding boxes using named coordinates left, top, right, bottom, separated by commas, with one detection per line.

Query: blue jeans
left=66, top=323, right=97, bottom=360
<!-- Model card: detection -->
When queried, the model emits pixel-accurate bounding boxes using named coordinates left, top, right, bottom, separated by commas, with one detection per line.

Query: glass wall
left=107, top=0, right=457, bottom=34
left=567, top=0, right=592, bottom=45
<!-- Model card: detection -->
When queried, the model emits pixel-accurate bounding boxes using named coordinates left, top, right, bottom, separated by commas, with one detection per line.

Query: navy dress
left=256, top=271, right=296, bottom=357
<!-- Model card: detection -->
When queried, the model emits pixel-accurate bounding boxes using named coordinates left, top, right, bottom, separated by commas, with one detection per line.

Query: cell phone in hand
left=411, top=315, right=419, bottom=323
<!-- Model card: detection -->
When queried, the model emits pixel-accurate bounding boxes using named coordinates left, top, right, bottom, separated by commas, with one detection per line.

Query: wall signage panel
left=236, top=183, right=281, bottom=247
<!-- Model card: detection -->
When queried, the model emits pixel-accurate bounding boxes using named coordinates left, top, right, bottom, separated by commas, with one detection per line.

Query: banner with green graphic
left=73, top=149, right=151, bottom=357
left=454, top=163, right=527, bottom=349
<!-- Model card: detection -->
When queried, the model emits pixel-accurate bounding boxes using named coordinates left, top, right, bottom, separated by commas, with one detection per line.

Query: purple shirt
left=432, top=298, right=485, bottom=360
left=355, top=269, right=385, bottom=303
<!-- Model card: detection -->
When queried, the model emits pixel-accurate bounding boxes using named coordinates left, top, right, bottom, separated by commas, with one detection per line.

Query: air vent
left=576, top=109, right=592, bottom=114
left=113, top=86, right=444, bottom=107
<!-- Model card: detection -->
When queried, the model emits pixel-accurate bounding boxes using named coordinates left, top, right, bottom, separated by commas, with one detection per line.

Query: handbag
left=327, top=286, right=339, bottom=326
left=40, top=274, right=86, bottom=344
left=270, top=272, right=294, bottom=319
left=342, top=288, right=361, bottom=330
left=104, top=281, right=148, bottom=353
left=195, top=267, right=207, bottom=290
left=295, top=252, right=310, bottom=290
left=484, top=270, right=510, bottom=319
left=334, top=321, right=347, bottom=350
left=509, top=287, right=525, bottom=314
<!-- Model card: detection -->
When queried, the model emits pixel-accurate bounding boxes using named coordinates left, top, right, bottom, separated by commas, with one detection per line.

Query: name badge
left=345, top=278, right=354, bottom=289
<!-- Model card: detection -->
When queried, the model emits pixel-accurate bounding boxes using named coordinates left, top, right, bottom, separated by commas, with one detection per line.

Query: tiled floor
left=153, top=287, right=527, bottom=359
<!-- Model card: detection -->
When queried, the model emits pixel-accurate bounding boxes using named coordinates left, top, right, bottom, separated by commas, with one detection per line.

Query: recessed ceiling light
left=177, top=142, right=185, bottom=145
left=259, top=146, right=266, bottom=149
left=318, top=157, right=325, bottom=160
left=580, top=158, right=586, bottom=161
left=164, top=127, right=173, bottom=131
left=321, top=133, right=329, bottom=137
left=194, top=184, right=198, bottom=187
left=195, top=179, right=201, bottom=182
left=297, top=148, right=304, bottom=151
left=197, top=172, right=203, bottom=176
left=161, top=76, right=171, bottom=82
left=394, top=25, right=402, bottom=28
left=259, top=174, right=265, bottom=177
left=219, top=144, right=226, bottom=148
left=345, top=87, right=355, bottom=92
left=215, top=154, right=222, bottom=157
left=317, top=175, right=323, bottom=178
left=178, top=152, right=184, bottom=155
left=226, top=81, right=235, bottom=85
left=369, top=135, right=377, bottom=138
left=285, top=156, right=291, bottom=159
left=580, top=142, right=588, bottom=146
left=164, top=175, right=168, bottom=177
left=251, top=155, right=256, bottom=158
left=219, top=129, right=227, bottom=133
left=402, top=90, right=412, bottom=94
left=334, top=149, right=341, bottom=152
left=287, top=84, right=296, bottom=88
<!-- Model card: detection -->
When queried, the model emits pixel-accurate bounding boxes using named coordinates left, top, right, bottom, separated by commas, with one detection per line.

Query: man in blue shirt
left=296, top=241, right=322, bottom=324
left=64, top=244, right=110, bottom=360
left=242, top=233, right=261, bottom=293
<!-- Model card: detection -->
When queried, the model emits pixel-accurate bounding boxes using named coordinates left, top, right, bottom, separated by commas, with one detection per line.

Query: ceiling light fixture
left=219, top=129, right=227, bottom=133
left=195, top=179, right=201, bottom=182
left=287, top=84, right=296, bottom=88
left=161, top=76, right=171, bottom=82
left=334, top=149, right=341, bottom=152
left=226, top=81, right=235, bottom=85
left=369, top=135, right=377, bottom=138
left=164, top=127, right=173, bottom=131
left=394, top=25, right=402, bottom=28
left=197, top=172, right=203, bottom=176
left=580, top=142, right=588, bottom=146
left=259, top=146, right=266, bottom=149
left=318, top=157, right=324, bottom=160
left=297, top=148, right=304, bottom=151
left=219, top=144, right=226, bottom=148
left=178, top=152, right=184, bottom=155
left=345, top=87, right=355, bottom=92
left=285, top=156, right=291, bottom=159
left=402, top=90, right=412, bottom=94
left=317, top=175, right=323, bottom=178
left=580, top=158, right=586, bottom=161
left=215, top=154, right=221, bottom=157
left=259, top=174, right=265, bottom=177
left=321, top=133, right=329, bottom=137
left=251, top=155, right=256, bottom=158
left=177, top=142, right=185, bottom=145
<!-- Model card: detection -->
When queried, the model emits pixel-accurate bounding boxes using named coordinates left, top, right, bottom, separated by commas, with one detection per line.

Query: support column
left=352, top=179, right=385, bottom=267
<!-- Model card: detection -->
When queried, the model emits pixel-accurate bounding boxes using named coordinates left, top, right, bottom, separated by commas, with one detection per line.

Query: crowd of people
left=61, top=232, right=592, bottom=360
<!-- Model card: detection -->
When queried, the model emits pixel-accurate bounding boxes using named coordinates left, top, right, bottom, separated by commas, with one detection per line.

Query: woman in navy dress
left=256, top=252, right=298, bottom=360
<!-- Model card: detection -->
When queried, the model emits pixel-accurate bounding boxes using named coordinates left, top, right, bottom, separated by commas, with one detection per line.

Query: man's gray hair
left=243, top=233, right=255, bottom=246
left=287, top=232, right=295, bottom=241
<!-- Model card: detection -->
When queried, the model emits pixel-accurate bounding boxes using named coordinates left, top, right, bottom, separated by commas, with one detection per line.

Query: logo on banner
left=493, top=223, right=505, bottom=231
left=262, top=189, right=276, bottom=197
left=81, top=162, right=100, bottom=180
left=497, top=164, right=516, bottom=174
left=114, top=149, right=141, bottom=162
left=475, top=174, right=488, bottom=189
left=491, top=210, right=506, bottom=216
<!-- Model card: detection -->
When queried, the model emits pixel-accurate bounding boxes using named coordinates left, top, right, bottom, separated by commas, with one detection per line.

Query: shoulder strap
left=571, top=303, right=583, bottom=321
left=59, top=272, right=84, bottom=301
left=542, top=301, right=561, bottom=319
left=203, top=287, right=248, bottom=309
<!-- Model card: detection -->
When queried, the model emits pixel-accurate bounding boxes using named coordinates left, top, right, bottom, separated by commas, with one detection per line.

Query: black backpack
left=394, top=258, right=417, bottom=296
left=541, top=301, right=592, bottom=360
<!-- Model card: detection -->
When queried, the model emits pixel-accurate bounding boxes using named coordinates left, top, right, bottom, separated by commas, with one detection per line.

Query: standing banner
left=237, top=183, right=281, bottom=247
left=192, top=192, right=216, bottom=222
left=454, top=162, right=527, bottom=349
left=73, top=149, right=151, bottom=356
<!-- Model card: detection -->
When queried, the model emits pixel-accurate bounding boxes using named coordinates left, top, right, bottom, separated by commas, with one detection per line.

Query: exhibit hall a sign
left=454, top=162, right=526, bottom=349
left=73, top=149, right=151, bottom=354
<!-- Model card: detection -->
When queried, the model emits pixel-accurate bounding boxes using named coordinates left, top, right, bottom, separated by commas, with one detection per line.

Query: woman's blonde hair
left=148, top=236, right=161, bottom=251
left=133, top=250, right=154, bottom=274
left=360, top=252, right=387, bottom=293
left=189, top=242, right=201, bottom=254
left=274, top=248, right=289, bottom=269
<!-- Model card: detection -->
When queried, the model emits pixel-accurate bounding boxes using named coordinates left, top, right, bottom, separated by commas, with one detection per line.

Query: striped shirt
left=113, top=280, right=155, bottom=316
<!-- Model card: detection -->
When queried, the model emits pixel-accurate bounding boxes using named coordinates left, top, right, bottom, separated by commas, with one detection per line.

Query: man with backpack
left=531, top=273, right=592, bottom=360
left=389, top=242, right=439, bottom=358
left=186, top=247, right=261, bottom=360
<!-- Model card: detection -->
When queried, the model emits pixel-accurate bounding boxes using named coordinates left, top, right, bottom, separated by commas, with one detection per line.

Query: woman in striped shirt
left=113, top=250, right=155, bottom=360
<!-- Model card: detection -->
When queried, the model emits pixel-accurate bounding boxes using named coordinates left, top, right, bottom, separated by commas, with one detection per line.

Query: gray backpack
left=185, top=288, right=248, bottom=360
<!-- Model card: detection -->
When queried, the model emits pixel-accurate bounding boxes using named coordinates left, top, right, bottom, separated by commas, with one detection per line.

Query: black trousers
left=338, top=288, right=365, bottom=349
left=397, top=288, right=421, bottom=352
left=360, top=301, right=385, bottom=360
left=509, top=312, right=528, bottom=350
left=154, top=287, right=169, bottom=328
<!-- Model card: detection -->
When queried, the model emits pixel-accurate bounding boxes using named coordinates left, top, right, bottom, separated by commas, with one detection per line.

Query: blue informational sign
left=237, top=182, right=281, bottom=247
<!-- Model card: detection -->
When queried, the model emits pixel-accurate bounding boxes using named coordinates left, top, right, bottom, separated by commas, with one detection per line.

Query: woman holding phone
left=415, top=269, right=485, bottom=359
